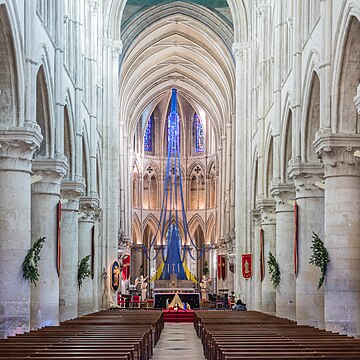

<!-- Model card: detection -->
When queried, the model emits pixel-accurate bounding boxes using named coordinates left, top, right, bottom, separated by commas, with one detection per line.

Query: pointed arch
left=303, top=72, right=321, bottom=162
left=263, top=125, right=274, bottom=198
left=280, top=108, right=293, bottom=182
left=0, top=4, right=20, bottom=128
left=81, top=122, right=91, bottom=195
left=331, top=4, right=360, bottom=133
left=132, top=213, right=142, bottom=244
left=206, top=213, right=216, bottom=245
left=337, top=16, right=360, bottom=134
left=35, top=65, right=52, bottom=158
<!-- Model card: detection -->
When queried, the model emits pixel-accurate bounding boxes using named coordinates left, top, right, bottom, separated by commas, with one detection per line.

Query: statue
left=199, top=275, right=211, bottom=300
left=135, top=275, right=148, bottom=301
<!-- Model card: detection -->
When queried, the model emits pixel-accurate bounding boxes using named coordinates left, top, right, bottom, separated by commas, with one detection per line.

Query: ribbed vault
left=119, top=4, right=235, bottom=139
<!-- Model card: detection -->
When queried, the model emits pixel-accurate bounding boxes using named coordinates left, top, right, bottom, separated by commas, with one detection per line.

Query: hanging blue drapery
left=141, top=89, right=213, bottom=281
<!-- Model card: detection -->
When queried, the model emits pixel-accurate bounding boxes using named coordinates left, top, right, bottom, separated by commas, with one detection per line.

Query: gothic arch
left=132, top=213, right=142, bottom=244
left=81, top=122, right=91, bottom=195
left=280, top=108, right=293, bottom=182
left=303, top=71, right=321, bottom=163
left=35, top=65, right=53, bottom=158
left=0, top=4, right=21, bottom=128
left=251, top=147, right=259, bottom=208
left=105, top=0, right=249, bottom=43
left=206, top=213, right=216, bottom=245
left=64, top=91, right=76, bottom=180
left=263, top=125, right=274, bottom=197
left=331, top=4, right=360, bottom=133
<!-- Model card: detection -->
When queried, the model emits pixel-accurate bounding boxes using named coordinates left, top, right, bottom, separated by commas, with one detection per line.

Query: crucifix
left=172, top=263, right=176, bottom=274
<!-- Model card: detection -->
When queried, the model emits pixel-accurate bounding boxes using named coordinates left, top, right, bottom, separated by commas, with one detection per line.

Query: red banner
left=56, top=201, right=62, bottom=277
left=217, top=255, right=221, bottom=280
left=91, top=225, right=95, bottom=279
left=121, top=255, right=130, bottom=281
left=260, top=228, right=265, bottom=282
left=221, top=255, right=226, bottom=281
left=242, top=253, right=252, bottom=279
left=294, top=202, right=298, bottom=277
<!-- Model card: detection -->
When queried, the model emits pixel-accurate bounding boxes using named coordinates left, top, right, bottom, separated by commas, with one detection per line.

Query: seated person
left=232, top=299, right=247, bottom=311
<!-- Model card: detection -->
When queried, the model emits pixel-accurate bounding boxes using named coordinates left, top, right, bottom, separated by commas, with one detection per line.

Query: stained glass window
left=194, top=114, right=204, bottom=153
left=144, top=114, right=154, bottom=152
left=167, top=112, right=180, bottom=155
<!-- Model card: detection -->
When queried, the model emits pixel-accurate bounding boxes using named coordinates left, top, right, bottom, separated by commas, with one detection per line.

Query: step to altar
left=163, top=309, right=194, bottom=323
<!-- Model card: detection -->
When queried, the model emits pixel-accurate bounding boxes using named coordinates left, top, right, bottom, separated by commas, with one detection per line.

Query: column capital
left=61, top=180, right=86, bottom=211
left=0, top=127, right=42, bottom=172
left=79, top=195, right=99, bottom=221
left=314, top=133, right=360, bottom=177
left=256, top=198, right=276, bottom=225
left=251, top=209, right=261, bottom=225
left=32, top=159, right=68, bottom=196
left=289, top=162, right=325, bottom=199
left=270, top=183, right=295, bottom=213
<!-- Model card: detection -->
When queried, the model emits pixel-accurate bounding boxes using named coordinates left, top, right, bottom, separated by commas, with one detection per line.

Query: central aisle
left=152, top=322, right=205, bottom=359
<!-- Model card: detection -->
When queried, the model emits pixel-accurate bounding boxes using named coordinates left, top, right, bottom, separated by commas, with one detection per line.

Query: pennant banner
left=242, top=253, right=252, bottom=279
left=56, top=201, right=62, bottom=277
left=91, top=225, right=95, bottom=279
left=217, top=254, right=221, bottom=280
left=221, top=255, right=226, bottom=281
left=121, top=255, right=130, bottom=281
left=260, top=228, right=265, bottom=282
left=294, top=202, right=299, bottom=277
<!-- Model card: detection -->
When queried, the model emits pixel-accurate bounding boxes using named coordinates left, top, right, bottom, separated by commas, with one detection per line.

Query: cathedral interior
left=0, top=0, right=360, bottom=349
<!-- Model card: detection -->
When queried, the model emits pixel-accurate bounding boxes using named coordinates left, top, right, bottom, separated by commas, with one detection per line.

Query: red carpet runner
left=163, top=309, right=194, bottom=323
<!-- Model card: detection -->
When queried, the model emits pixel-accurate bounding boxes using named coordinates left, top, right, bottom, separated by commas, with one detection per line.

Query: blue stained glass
left=194, top=114, right=204, bottom=153
left=167, top=111, right=180, bottom=156
left=144, top=115, right=154, bottom=152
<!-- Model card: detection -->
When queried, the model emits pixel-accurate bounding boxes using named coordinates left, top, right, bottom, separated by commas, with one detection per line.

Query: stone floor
left=152, top=323, right=205, bottom=359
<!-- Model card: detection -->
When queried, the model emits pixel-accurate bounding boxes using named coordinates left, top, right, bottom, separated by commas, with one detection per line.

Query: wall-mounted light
left=354, top=150, right=360, bottom=158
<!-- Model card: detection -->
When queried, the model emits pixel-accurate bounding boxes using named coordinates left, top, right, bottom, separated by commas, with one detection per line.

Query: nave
left=2, top=309, right=360, bottom=359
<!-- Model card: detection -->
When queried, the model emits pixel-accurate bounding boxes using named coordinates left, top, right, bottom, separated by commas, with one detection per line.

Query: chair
left=130, top=295, right=141, bottom=308
left=117, top=294, right=126, bottom=308
left=145, top=299, right=154, bottom=308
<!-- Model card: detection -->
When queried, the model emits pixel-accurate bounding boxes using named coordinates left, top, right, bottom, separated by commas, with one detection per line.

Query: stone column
left=93, top=208, right=102, bottom=312
left=256, top=199, right=276, bottom=315
left=30, top=159, right=67, bottom=329
left=78, top=196, right=99, bottom=316
left=290, top=166, right=324, bottom=328
left=315, top=135, right=360, bottom=336
left=271, top=184, right=296, bottom=320
left=0, top=128, right=41, bottom=338
left=251, top=210, right=262, bottom=311
left=59, top=180, right=85, bottom=322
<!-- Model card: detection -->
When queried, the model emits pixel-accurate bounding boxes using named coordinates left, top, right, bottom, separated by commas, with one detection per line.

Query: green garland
left=22, top=237, right=46, bottom=286
left=267, top=251, right=280, bottom=289
left=309, top=232, right=330, bottom=290
left=78, top=255, right=91, bottom=289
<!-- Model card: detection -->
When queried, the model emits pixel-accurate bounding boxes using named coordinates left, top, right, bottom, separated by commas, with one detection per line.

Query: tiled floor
left=152, top=323, right=205, bottom=359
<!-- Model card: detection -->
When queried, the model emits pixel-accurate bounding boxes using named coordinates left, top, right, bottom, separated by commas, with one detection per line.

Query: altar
left=154, top=292, right=200, bottom=309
